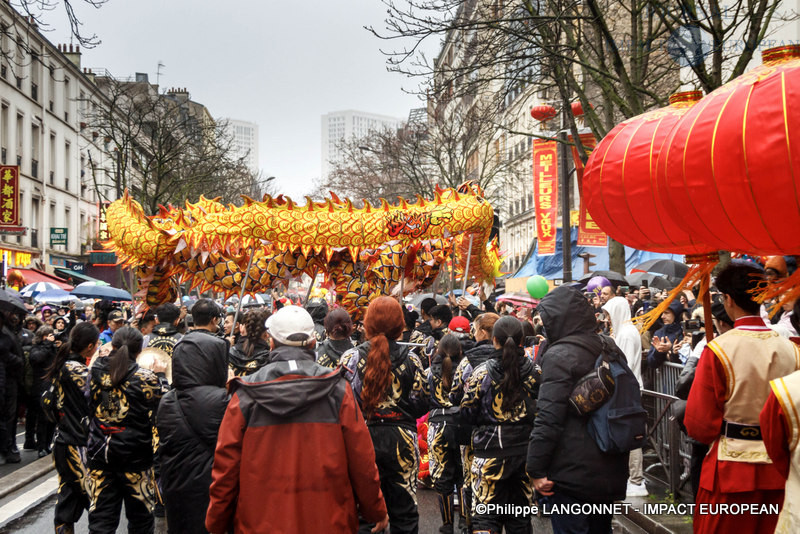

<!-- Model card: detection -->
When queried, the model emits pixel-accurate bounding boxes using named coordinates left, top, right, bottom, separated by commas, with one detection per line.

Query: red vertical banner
left=570, top=134, right=607, bottom=247
left=533, top=140, right=559, bottom=256
left=0, top=166, right=20, bottom=226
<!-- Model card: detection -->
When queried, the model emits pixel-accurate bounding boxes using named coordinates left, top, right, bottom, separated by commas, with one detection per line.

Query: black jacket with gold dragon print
left=41, top=354, right=91, bottom=446
left=88, top=358, right=168, bottom=471
left=460, top=350, right=539, bottom=458
left=341, top=340, right=429, bottom=429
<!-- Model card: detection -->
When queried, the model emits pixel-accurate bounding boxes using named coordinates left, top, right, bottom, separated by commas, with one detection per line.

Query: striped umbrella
left=19, top=282, right=63, bottom=298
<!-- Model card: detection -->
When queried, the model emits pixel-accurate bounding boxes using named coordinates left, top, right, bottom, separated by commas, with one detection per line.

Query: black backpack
left=565, top=335, right=648, bottom=454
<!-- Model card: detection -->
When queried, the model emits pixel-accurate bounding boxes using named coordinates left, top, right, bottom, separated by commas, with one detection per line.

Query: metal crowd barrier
left=641, top=361, right=693, bottom=499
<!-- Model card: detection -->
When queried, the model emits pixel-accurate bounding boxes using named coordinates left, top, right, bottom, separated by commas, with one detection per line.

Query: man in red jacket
left=206, top=305, right=389, bottom=534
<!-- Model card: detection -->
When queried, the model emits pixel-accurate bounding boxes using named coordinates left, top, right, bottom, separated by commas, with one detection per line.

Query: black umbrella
left=0, top=288, right=29, bottom=315
left=578, top=270, right=628, bottom=287
left=406, top=293, right=448, bottom=310
left=632, top=259, right=689, bottom=278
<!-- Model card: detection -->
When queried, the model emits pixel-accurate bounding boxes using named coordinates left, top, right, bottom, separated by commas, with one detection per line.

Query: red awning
left=16, top=269, right=73, bottom=290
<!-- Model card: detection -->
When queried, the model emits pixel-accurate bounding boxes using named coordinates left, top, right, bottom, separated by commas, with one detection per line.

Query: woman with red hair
left=341, top=296, right=429, bottom=534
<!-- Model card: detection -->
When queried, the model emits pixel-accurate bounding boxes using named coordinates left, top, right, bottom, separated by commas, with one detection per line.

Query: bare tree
left=316, top=100, right=512, bottom=204
left=83, top=75, right=255, bottom=214
left=373, top=0, right=795, bottom=271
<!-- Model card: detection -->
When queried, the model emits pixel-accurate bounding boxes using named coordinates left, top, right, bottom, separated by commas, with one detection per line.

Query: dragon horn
left=305, top=196, right=315, bottom=211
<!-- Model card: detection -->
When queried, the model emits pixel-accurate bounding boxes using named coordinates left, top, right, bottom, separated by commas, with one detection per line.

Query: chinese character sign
left=569, top=135, right=607, bottom=247
left=0, top=166, right=20, bottom=226
left=533, top=140, right=559, bottom=256
left=97, top=201, right=110, bottom=242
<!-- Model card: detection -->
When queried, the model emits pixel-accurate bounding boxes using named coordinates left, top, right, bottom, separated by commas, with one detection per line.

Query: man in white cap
left=207, top=305, right=389, bottom=534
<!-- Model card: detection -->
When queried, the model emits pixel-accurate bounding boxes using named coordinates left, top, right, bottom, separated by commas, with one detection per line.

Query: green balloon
left=527, top=275, right=549, bottom=299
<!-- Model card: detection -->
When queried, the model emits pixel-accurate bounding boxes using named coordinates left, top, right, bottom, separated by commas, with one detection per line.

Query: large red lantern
left=657, top=46, right=800, bottom=255
left=582, top=91, right=713, bottom=253
left=571, top=101, right=591, bottom=117
left=530, top=105, right=556, bottom=122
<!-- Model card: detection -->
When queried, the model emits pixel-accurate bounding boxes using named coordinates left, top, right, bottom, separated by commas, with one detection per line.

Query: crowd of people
left=0, top=256, right=799, bottom=534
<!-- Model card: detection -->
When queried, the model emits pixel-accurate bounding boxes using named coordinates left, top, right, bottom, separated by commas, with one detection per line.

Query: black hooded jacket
left=316, top=337, right=355, bottom=369
left=527, top=286, right=628, bottom=503
left=157, top=329, right=230, bottom=534
left=88, top=358, right=167, bottom=471
left=228, top=338, right=271, bottom=377
left=146, top=323, right=183, bottom=358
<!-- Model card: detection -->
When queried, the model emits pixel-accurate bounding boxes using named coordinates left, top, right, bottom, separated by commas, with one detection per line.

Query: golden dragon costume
left=104, top=183, right=501, bottom=318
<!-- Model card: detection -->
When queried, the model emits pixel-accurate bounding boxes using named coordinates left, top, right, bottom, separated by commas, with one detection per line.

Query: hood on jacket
left=666, top=299, right=685, bottom=320
left=152, top=323, right=180, bottom=337
left=306, top=299, right=329, bottom=324
left=538, top=286, right=597, bottom=343
left=172, top=330, right=228, bottom=389
left=602, top=296, right=632, bottom=334
left=233, top=348, right=340, bottom=418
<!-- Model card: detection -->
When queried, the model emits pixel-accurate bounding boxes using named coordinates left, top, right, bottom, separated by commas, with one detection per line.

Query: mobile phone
left=641, top=280, right=649, bottom=288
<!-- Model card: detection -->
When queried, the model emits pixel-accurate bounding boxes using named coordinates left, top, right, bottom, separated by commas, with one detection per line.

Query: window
left=63, top=77, right=70, bottom=122
left=31, top=124, right=40, bottom=178
left=49, top=133, right=56, bottom=185
left=64, top=142, right=70, bottom=191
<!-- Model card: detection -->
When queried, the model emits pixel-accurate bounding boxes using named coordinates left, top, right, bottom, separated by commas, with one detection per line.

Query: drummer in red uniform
left=685, top=262, right=800, bottom=534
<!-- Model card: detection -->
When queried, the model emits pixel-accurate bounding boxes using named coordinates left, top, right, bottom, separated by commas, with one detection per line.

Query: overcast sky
left=43, top=0, right=434, bottom=199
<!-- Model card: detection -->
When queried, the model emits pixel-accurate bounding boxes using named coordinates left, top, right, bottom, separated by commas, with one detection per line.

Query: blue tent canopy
left=512, top=227, right=681, bottom=280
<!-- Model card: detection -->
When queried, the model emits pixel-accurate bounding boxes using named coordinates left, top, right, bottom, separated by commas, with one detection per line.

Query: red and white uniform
left=686, top=316, right=800, bottom=534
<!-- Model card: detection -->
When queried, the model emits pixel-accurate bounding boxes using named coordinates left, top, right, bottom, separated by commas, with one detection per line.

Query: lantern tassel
left=751, top=269, right=800, bottom=318
left=632, top=257, right=719, bottom=332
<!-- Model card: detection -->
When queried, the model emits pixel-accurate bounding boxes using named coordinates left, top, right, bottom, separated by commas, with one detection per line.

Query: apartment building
left=0, top=4, right=115, bottom=280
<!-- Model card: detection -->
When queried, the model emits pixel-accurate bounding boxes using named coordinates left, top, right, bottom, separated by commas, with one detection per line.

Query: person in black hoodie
left=460, top=316, right=538, bottom=534
left=41, top=322, right=100, bottom=534
left=426, top=334, right=465, bottom=534
left=409, top=297, right=438, bottom=345
left=449, top=312, right=499, bottom=533
left=646, top=299, right=685, bottom=369
left=29, top=325, right=57, bottom=457
left=316, top=307, right=355, bottom=369
left=341, top=296, right=429, bottom=534
left=228, top=307, right=271, bottom=376
left=1, top=311, right=27, bottom=464
left=157, top=299, right=229, bottom=534
left=87, top=326, right=168, bottom=534
left=305, top=298, right=329, bottom=343
left=527, top=285, right=629, bottom=534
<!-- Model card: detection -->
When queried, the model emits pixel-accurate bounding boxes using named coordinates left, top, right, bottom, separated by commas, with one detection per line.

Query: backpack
left=567, top=335, right=647, bottom=454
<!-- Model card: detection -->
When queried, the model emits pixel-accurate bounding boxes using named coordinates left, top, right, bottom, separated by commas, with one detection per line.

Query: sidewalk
left=619, top=481, right=693, bottom=534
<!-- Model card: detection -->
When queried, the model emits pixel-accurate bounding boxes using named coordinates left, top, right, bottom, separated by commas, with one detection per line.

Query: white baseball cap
left=265, top=305, right=316, bottom=347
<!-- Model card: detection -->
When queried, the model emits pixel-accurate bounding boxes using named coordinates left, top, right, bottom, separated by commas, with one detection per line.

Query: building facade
left=0, top=4, right=116, bottom=279
left=226, top=118, right=259, bottom=174
left=320, top=109, right=403, bottom=178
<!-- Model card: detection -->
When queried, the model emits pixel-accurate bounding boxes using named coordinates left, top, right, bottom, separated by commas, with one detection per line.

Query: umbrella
left=20, top=282, right=63, bottom=298
left=241, top=294, right=266, bottom=307
left=496, top=292, right=539, bottom=308
left=35, top=289, right=79, bottom=303
left=0, top=288, right=29, bottom=315
left=70, top=282, right=132, bottom=301
left=405, top=293, right=448, bottom=310
left=626, top=271, right=679, bottom=288
left=631, top=259, right=689, bottom=278
left=578, top=270, right=628, bottom=287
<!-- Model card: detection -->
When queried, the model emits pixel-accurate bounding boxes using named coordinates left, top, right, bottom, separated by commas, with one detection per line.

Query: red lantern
left=571, top=101, right=591, bottom=117
left=530, top=105, right=556, bottom=122
left=582, top=91, right=712, bottom=253
left=657, top=46, right=800, bottom=255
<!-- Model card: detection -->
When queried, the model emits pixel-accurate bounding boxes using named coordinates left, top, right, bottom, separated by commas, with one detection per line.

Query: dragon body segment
left=104, top=184, right=500, bottom=317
